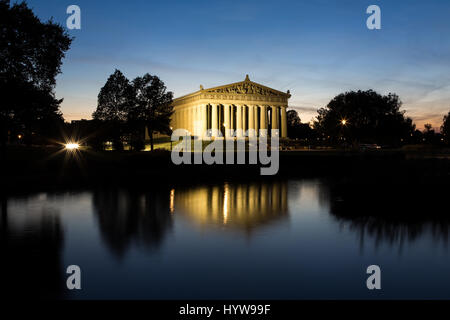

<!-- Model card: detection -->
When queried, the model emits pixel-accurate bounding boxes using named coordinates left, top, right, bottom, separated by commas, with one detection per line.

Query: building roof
left=173, top=75, right=291, bottom=105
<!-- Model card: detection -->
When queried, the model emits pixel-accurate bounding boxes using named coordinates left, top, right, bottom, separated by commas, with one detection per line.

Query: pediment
left=205, top=81, right=288, bottom=97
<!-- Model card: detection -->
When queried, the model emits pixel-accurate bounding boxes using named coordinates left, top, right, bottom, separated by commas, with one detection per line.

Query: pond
left=2, top=178, right=449, bottom=299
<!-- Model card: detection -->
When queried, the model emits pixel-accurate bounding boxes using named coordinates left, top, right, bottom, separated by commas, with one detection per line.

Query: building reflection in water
left=173, top=181, right=289, bottom=233
left=92, top=189, right=173, bottom=258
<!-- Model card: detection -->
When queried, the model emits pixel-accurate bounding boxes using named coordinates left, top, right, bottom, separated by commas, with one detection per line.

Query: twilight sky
left=24, top=0, right=450, bottom=129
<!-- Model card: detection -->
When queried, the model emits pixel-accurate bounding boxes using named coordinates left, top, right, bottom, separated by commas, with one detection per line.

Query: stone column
left=236, top=105, right=243, bottom=137
left=194, top=105, right=201, bottom=137
left=224, top=104, right=231, bottom=138
left=254, top=106, right=259, bottom=136
left=281, top=106, right=287, bottom=138
left=260, top=105, right=267, bottom=137
left=191, top=106, right=195, bottom=134
left=248, top=105, right=255, bottom=137
left=211, top=104, right=219, bottom=137
left=271, top=106, right=279, bottom=137
left=186, top=107, right=191, bottom=134
left=201, top=104, right=208, bottom=138
left=242, top=105, right=247, bottom=134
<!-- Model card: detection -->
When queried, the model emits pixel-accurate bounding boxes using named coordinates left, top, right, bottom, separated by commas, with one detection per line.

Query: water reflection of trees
left=0, top=196, right=65, bottom=299
left=92, top=189, right=173, bottom=258
left=175, top=181, right=289, bottom=233
left=321, top=179, right=450, bottom=250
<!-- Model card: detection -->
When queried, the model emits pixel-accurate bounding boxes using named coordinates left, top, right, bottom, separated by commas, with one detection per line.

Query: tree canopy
left=286, top=109, right=314, bottom=140
left=0, top=1, right=72, bottom=147
left=91, top=70, right=173, bottom=151
left=441, top=111, right=450, bottom=144
left=130, top=74, right=173, bottom=150
left=92, top=70, right=133, bottom=122
left=314, top=90, right=415, bottom=145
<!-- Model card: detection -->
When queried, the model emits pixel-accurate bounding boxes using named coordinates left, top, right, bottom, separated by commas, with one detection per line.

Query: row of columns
left=175, top=104, right=288, bottom=138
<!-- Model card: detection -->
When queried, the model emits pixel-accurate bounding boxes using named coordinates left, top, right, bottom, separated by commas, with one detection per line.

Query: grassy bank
left=1, top=146, right=450, bottom=192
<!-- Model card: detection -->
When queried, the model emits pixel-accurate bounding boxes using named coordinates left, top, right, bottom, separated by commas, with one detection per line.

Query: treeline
left=0, top=1, right=71, bottom=151
left=287, top=90, right=450, bottom=148
left=89, top=70, right=173, bottom=151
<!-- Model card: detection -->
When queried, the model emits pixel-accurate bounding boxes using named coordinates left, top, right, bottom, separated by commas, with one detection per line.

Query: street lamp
left=340, top=119, right=347, bottom=126
left=65, top=142, right=79, bottom=150
left=170, top=127, right=173, bottom=151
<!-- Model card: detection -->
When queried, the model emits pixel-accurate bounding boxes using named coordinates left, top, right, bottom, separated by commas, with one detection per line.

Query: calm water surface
left=2, top=179, right=450, bottom=299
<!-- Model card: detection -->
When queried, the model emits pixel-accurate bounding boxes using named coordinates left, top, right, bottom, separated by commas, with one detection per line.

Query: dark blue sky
left=24, top=0, right=450, bottom=128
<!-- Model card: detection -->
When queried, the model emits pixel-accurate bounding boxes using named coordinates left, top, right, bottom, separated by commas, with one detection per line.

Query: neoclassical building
left=171, top=75, right=290, bottom=138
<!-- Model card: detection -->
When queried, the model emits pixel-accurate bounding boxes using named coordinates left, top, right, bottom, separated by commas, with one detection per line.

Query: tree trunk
left=149, top=129, right=154, bottom=151
left=0, top=136, right=5, bottom=161
left=1, top=196, right=7, bottom=244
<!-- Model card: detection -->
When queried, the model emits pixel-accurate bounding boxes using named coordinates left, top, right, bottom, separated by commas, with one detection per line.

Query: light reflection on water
left=1, top=178, right=450, bottom=299
left=174, top=182, right=288, bottom=232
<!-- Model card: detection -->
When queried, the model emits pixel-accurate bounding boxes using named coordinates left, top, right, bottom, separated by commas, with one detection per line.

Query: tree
left=92, top=70, right=134, bottom=150
left=287, top=110, right=301, bottom=128
left=441, top=111, right=450, bottom=144
left=92, top=70, right=133, bottom=121
left=286, top=109, right=314, bottom=140
left=91, top=71, right=173, bottom=151
left=129, top=74, right=173, bottom=151
left=0, top=1, right=72, bottom=149
left=314, top=90, right=415, bottom=146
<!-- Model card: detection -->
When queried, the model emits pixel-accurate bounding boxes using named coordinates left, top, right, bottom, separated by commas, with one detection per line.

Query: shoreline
left=2, top=146, right=450, bottom=193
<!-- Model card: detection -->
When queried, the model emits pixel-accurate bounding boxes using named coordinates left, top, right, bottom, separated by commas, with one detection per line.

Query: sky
left=22, top=0, right=450, bottom=130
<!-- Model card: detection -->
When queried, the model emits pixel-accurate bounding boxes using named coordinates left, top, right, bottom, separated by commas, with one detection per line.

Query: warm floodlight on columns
left=170, top=78, right=292, bottom=141
left=236, top=105, right=243, bottom=138
left=271, top=106, right=279, bottom=137
left=248, top=105, right=255, bottom=137
left=260, top=105, right=268, bottom=137
left=211, top=104, right=219, bottom=137
left=201, top=104, right=208, bottom=139
left=224, top=104, right=231, bottom=138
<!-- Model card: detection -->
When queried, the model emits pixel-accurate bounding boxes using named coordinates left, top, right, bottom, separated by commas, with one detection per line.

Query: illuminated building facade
left=171, top=75, right=290, bottom=138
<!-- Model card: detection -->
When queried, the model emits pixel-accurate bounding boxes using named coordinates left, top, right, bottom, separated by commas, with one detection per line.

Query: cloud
left=289, top=105, right=318, bottom=112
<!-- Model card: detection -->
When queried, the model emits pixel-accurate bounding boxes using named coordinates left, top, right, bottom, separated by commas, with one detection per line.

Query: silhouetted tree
left=286, top=109, right=314, bottom=140
left=0, top=1, right=72, bottom=150
left=129, top=74, right=173, bottom=151
left=441, top=111, right=450, bottom=144
left=92, top=70, right=133, bottom=121
left=287, top=110, right=301, bottom=127
left=314, top=90, right=415, bottom=146
left=92, top=70, right=133, bottom=150
left=423, top=123, right=434, bottom=143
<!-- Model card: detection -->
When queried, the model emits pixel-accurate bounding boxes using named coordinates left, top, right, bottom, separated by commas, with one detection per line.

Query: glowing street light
left=65, top=142, right=79, bottom=150
left=340, top=119, right=347, bottom=126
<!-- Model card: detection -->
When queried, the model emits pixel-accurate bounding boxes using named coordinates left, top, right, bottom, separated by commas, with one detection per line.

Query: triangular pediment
left=204, top=80, right=288, bottom=97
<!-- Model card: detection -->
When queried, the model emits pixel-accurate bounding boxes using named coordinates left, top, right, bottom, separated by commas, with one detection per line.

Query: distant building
left=171, top=75, right=290, bottom=138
